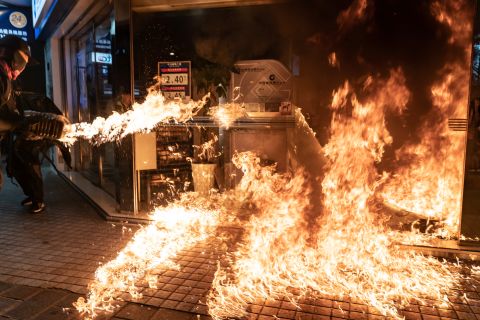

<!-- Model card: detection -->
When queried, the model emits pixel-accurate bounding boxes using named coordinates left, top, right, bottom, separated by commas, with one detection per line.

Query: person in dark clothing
left=7, top=92, right=71, bottom=214
left=0, top=35, right=31, bottom=191
left=9, top=138, right=45, bottom=210
left=0, top=36, right=69, bottom=214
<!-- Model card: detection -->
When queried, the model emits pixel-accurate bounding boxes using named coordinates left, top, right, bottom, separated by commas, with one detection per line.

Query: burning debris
left=192, top=135, right=221, bottom=164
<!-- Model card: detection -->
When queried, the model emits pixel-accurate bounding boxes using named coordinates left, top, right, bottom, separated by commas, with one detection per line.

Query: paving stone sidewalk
left=0, top=168, right=480, bottom=320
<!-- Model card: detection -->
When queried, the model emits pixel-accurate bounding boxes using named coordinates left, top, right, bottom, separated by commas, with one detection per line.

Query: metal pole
left=129, top=0, right=138, bottom=214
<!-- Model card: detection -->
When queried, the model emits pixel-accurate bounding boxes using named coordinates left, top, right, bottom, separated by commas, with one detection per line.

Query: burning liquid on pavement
left=74, top=206, right=220, bottom=320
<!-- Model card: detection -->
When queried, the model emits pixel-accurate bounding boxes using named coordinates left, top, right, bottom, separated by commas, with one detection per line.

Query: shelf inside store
left=194, top=114, right=295, bottom=128
left=155, top=139, right=192, bottom=144
left=149, top=168, right=192, bottom=181
left=140, top=163, right=191, bottom=173
left=154, top=115, right=295, bottom=129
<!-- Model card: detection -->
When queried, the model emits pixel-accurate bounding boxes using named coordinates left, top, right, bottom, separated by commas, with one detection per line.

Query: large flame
left=70, top=2, right=478, bottom=319
left=74, top=75, right=473, bottom=318
left=62, top=82, right=251, bottom=145
left=207, top=151, right=312, bottom=319
left=207, top=70, right=466, bottom=320
left=380, top=0, right=473, bottom=236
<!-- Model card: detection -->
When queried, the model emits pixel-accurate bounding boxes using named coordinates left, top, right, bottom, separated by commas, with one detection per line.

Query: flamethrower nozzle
left=19, top=111, right=71, bottom=140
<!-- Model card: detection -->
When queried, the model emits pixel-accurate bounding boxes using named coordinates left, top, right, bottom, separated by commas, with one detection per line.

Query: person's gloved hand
left=20, top=111, right=70, bottom=140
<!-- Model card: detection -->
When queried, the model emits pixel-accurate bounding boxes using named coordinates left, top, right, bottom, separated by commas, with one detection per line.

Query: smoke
left=192, top=8, right=279, bottom=67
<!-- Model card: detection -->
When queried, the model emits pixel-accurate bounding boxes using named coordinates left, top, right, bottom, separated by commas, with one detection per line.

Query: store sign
left=0, top=7, right=32, bottom=42
left=158, top=61, right=191, bottom=100
left=32, top=0, right=54, bottom=28
left=95, top=39, right=111, bottom=50
left=91, top=52, right=112, bottom=64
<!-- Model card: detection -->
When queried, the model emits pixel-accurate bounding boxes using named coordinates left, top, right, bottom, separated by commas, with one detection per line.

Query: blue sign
left=31, top=0, right=56, bottom=38
left=32, top=0, right=46, bottom=26
left=0, top=6, right=33, bottom=43
left=91, top=52, right=112, bottom=65
left=32, top=0, right=54, bottom=27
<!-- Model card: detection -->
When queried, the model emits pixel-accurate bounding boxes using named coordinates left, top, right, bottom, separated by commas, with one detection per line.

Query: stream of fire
left=61, top=80, right=208, bottom=145
left=67, top=0, right=479, bottom=319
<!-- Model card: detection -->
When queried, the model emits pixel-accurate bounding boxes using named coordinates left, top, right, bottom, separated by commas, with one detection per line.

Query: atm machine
left=222, top=59, right=296, bottom=188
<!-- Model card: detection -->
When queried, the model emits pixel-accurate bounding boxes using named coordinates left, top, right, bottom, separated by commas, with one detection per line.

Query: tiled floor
left=0, top=168, right=136, bottom=295
left=1, top=168, right=480, bottom=319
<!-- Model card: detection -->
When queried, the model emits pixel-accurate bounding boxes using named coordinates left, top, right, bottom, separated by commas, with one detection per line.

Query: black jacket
left=0, top=63, right=21, bottom=134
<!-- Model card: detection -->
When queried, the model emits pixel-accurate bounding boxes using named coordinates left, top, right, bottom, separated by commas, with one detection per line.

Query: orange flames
left=193, top=135, right=221, bottom=163
left=207, top=151, right=312, bottom=319
left=71, top=1, right=478, bottom=319
left=208, top=87, right=248, bottom=128
left=380, top=65, right=468, bottom=235
left=62, top=81, right=249, bottom=144
left=74, top=69, right=473, bottom=318
left=207, top=70, right=465, bottom=320
left=380, top=0, right=473, bottom=237
left=328, top=52, right=339, bottom=68
left=430, top=0, right=473, bottom=48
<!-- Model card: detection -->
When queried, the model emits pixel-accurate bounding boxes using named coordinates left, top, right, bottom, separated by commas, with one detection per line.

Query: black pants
left=9, top=140, right=44, bottom=204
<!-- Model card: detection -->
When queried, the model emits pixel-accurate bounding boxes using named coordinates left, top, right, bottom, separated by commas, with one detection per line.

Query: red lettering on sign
left=160, top=67, right=188, bottom=73
left=161, top=86, right=187, bottom=91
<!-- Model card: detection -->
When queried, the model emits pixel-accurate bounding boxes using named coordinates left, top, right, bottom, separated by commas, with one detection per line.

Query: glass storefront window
left=71, top=12, right=117, bottom=198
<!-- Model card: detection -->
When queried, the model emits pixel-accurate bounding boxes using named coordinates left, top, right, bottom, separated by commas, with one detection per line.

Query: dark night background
left=133, top=0, right=474, bottom=147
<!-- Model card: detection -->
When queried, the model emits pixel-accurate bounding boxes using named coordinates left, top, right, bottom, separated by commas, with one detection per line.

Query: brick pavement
left=0, top=168, right=480, bottom=320
left=0, top=168, right=135, bottom=294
